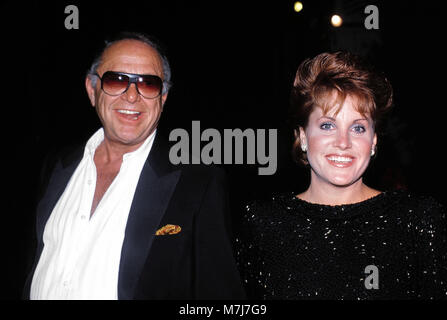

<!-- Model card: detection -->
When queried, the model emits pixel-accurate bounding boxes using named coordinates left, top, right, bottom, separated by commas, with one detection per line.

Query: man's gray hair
left=87, top=32, right=172, bottom=94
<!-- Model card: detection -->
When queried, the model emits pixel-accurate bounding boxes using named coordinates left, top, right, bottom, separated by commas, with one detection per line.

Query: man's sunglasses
left=95, top=71, right=164, bottom=99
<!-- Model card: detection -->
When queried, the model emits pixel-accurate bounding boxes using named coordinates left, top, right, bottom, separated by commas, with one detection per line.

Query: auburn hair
left=289, top=51, right=393, bottom=165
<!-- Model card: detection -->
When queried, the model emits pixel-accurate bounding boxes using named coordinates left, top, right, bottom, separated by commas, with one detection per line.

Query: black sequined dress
left=235, top=190, right=447, bottom=299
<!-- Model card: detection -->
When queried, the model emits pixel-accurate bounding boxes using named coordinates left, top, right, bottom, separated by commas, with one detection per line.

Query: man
left=23, top=32, right=245, bottom=299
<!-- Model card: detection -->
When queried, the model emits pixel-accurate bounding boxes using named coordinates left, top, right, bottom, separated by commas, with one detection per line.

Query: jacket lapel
left=117, top=134, right=180, bottom=300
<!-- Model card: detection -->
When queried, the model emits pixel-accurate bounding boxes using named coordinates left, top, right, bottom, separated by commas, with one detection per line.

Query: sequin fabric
left=234, top=190, right=447, bottom=299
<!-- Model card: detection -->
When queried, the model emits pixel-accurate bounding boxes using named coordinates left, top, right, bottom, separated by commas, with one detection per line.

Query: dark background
left=1, top=0, right=446, bottom=299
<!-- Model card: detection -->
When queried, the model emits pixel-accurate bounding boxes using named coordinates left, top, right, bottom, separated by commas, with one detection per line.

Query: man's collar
left=60, top=128, right=178, bottom=177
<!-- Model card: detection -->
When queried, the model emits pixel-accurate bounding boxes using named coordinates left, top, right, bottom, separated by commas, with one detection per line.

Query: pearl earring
left=371, top=148, right=375, bottom=156
left=301, top=145, right=307, bottom=152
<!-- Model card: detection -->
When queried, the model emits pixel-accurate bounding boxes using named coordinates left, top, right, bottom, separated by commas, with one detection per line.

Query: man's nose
left=334, top=130, right=352, bottom=150
left=122, top=83, right=140, bottom=103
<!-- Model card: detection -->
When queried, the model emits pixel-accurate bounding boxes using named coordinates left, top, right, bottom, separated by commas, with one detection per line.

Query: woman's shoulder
left=387, top=189, right=445, bottom=216
left=383, top=190, right=446, bottom=237
left=243, top=191, right=298, bottom=222
left=242, top=189, right=446, bottom=223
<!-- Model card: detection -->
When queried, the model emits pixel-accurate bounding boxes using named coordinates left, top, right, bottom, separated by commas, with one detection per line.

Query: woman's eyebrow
left=319, top=116, right=368, bottom=122
left=318, top=116, right=336, bottom=121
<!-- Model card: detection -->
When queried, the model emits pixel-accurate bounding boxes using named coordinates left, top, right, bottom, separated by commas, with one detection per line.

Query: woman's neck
left=297, top=177, right=381, bottom=206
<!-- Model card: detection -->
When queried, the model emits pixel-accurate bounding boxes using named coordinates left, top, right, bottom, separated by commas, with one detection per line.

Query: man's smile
left=115, top=109, right=142, bottom=121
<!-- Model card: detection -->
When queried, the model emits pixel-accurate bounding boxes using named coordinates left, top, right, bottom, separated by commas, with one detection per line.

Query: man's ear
left=85, top=76, right=97, bottom=107
left=159, top=92, right=168, bottom=111
left=161, top=92, right=168, bottom=107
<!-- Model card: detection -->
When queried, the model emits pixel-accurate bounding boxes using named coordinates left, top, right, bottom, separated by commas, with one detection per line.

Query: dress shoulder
left=391, top=190, right=445, bottom=211
left=389, top=191, right=447, bottom=299
left=389, top=190, right=446, bottom=226
left=243, top=192, right=297, bottom=223
left=235, top=192, right=299, bottom=299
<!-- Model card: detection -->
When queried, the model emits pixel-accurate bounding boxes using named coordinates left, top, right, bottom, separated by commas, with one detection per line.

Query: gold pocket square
left=155, top=224, right=182, bottom=235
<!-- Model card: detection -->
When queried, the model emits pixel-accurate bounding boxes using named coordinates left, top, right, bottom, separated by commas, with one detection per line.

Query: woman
left=235, top=51, right=447, bottom=299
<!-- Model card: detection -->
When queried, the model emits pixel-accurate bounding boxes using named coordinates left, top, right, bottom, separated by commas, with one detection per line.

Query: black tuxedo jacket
left=23, top=132, right=245, bottom=299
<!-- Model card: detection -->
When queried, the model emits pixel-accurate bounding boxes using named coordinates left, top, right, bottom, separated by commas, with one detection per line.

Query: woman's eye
left=320, top=122, right=334, bottom=130
left=352, top=125, right=366, bottom=134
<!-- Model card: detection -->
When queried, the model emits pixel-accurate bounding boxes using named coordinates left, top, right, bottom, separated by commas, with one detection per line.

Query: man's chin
left=105, top=130, right=147, bottom=147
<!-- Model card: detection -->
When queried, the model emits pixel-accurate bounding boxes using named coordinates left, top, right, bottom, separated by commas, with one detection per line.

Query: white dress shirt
left=30, top=128, right=156, bottom=300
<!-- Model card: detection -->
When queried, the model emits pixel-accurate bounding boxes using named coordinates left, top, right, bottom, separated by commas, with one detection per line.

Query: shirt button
left=81, top=215, right=86, bottom=220
left=87, top=180, right=92, bottom=185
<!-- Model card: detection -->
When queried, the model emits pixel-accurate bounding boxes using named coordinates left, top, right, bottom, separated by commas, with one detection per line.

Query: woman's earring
left=371, top=147, right=375, bottom=157
left=301, top=144, right=307, bottom=152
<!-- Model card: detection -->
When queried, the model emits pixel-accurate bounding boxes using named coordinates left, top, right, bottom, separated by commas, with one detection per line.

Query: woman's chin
left=327, top=175, right=361, bottom=188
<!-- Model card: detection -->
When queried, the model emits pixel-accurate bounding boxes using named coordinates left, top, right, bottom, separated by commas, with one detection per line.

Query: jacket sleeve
left=193, top=167, right=246, bottom=299
left=22, top=150, right=61, bottom=299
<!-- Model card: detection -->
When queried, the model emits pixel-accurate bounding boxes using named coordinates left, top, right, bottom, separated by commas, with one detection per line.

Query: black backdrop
left=1, top=0, right=446, bottom=299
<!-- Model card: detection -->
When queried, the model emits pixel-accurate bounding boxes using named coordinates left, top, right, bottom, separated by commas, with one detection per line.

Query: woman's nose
left=334, top=130, right=352, bottom=150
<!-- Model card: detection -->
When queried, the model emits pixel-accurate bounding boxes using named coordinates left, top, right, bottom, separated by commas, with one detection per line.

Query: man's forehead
left=99, top=39, right=163, bottom=74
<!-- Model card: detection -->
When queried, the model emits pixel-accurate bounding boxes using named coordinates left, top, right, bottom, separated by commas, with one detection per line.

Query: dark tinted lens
left=137, top=75, right=163, bottom=98
left=101, top=72, right=129, bottom=95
